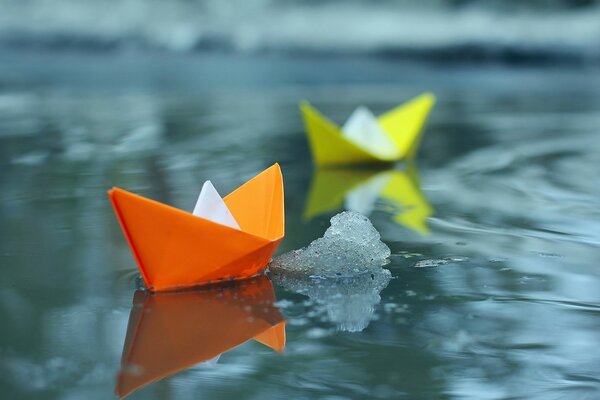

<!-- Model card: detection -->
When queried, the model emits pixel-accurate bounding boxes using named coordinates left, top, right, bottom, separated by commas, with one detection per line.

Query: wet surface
left=1, top=55, right=600, bottom=399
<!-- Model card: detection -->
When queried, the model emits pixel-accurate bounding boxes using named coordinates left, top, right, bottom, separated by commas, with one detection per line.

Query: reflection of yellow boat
left=304, top=165, right=433, bottom=234
left=116, top=276, right=285, bottom=398
left=300, top=93, right=435, bottom=166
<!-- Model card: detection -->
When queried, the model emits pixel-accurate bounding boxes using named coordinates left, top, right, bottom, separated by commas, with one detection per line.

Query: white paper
left=193, top=181, right=240, bottom=230
left=345, top=173, right=390, bottom=216
left=341, top=106, right=397, bottom=158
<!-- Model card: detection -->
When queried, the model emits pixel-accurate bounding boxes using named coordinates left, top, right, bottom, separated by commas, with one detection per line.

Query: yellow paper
left=300, top=92, right=435, bottom=166
left=304, top=164, right=433, bottom=234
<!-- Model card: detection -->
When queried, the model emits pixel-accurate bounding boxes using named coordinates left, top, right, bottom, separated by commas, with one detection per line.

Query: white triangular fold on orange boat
left=193, top=181, right=240, bottom=230
left=341, top=106, right=397, bottom=159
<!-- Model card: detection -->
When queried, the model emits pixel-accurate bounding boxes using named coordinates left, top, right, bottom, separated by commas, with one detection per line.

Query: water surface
left=1, top=55, right=600, bottom=399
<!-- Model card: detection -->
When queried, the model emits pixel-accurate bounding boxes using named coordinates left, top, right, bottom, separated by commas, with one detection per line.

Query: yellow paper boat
left=304, top=165, right=433, bottom=234
left=300, top=92, right=435, bottom=166
left=116, top=275, right=285, bottom=398
left=109, top=164, right=285, bottom=292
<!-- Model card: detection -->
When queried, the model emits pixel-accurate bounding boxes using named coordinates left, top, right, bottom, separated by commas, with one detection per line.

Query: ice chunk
left=342, top=106, right=397, bottom=158
left=270, top=211, right=391, bottom=278
left=413, top=257, right=468, bottom=268
left=192, top=181, right=240, bottom=229
left=269, top=211, right=392, bottom=332
left=413, top=259, right=449, bottom=268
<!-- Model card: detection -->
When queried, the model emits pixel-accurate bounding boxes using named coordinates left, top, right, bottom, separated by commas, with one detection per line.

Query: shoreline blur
left=1, top=0, right=600, bottom=66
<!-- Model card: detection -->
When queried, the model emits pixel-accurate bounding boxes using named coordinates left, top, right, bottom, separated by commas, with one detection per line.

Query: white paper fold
left=193, top=181, right=240, bottom=230
left=342, top=106, right=397, bottom=158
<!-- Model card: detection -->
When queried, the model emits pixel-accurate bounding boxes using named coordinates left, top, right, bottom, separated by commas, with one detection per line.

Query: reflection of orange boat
left=109, top=164, right=285, bottom=291
left=116, top=275, right=286, bottom=398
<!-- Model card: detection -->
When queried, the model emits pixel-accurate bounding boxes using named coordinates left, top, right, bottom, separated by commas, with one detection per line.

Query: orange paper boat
left=116, top=275, right=286, bottom=398
left=109, top=163, right=285, bottom=291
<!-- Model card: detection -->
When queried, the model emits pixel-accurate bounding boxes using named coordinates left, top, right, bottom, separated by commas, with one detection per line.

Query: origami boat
left=109, top=163, right=284, bottom=291
left=300, top=92, right=435, bottom=166
left=116, top=275, right=285, bottom=398
left=304, top=165, right=433, bottom=234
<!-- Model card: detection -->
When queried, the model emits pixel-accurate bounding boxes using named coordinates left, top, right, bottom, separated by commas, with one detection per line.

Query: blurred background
left=1, top=1, right=600, bottom=399
left=1, top=0, right=600, bottom=63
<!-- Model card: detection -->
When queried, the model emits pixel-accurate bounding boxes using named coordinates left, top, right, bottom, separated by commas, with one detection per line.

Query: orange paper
left=116, top=275, right=286, bottom=398
left=109, top=163, right=285, bottom=291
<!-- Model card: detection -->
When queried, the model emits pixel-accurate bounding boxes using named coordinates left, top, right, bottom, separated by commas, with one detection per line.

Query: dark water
left=1, top=54, right=600, bottom=399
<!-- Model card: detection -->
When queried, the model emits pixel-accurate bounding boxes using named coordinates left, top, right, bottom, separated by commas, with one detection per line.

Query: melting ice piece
left=193, top=181, right=240, bottom=229
left=270, top=211, right=391, bottom=278
left=341, top=107, right=397, bottom=159
left=269, top=211, right=392, bottom=332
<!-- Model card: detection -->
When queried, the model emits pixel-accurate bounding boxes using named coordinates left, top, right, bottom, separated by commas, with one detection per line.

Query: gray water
left=1, top=54, right=600, bottom=399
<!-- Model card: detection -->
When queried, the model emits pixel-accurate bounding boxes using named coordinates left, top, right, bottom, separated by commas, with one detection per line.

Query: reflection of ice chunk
left=269, top=211, right=392, bottom=332
left=342, top=107, right=397, bottom=158
left=271, top=270, right=391, bottom=332
left=270, top=211, right=391, bottom=278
